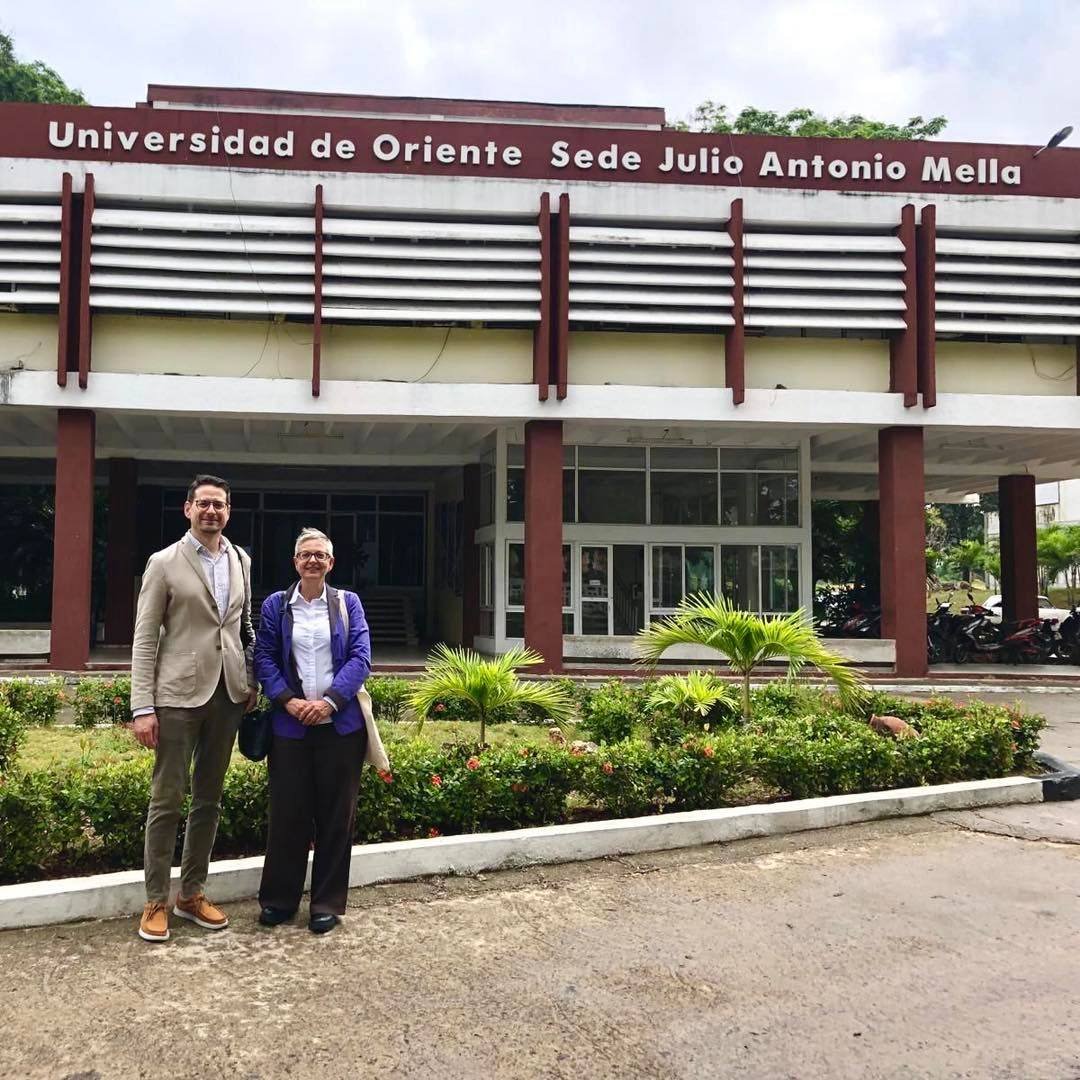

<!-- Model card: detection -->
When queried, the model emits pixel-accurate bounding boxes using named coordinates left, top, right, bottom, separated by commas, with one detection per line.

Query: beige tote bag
left=337, top=591, right=391, bottom=773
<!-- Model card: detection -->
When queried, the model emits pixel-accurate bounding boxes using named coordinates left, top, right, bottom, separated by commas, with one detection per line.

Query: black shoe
left=309, top=913, right=340, bottom=935
left=258, top=906, right=295, bottom=927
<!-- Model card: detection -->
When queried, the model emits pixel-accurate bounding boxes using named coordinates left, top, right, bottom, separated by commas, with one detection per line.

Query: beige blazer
left=130, top=537, right=254, bottom=711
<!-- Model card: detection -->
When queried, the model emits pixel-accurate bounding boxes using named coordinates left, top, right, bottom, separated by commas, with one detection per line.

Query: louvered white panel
left=0, top=203, right=62, bottom=309
left=744, top=228, right=906, bottom=332
left=90, top=206, right=315, bottom=316
left=568, top=221, right=731, bottom=330
left=320, top=215, right=541, bottom=325
left=935, top=233, right=1080, bottom=338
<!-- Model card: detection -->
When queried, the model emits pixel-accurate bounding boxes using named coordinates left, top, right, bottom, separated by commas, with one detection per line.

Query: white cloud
left=3, top=0, right=1077, bottom=144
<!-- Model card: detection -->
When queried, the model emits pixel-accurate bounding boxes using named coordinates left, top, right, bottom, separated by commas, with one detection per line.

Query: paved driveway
left=2, top=690, right=1079, bottom=1079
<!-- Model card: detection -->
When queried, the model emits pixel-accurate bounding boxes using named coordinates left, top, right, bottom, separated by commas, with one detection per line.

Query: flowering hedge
left=0, top=696, right=1044, bottom=885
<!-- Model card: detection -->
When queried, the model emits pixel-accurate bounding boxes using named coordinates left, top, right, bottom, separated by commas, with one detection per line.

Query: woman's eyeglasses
left=296, top=551, right=331, bottom=563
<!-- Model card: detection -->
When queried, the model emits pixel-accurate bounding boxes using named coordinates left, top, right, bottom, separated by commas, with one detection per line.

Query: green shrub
left=0, top=699, right=28, bottom=775
left=0, top=694, right=1048, bottom=886
left=366, top=676, right=413, bottom=723
left=1, top=677, right=66, bottom=727
left=72, top=676, right=131, bottom=728
left=646, top=672, right=739, bottom=746
left=579, top=680, right=645, bottom=744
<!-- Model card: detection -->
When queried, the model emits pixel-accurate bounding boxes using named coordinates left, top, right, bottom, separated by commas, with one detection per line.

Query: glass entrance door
left=613, top=545, right=645, bottom=635
left=580, top=545, right=611, bottom=635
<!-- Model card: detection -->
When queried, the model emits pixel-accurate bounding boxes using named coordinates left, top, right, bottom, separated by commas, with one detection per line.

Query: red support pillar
left=103, top=457, right=138, bottom=646
left=725, top=197, right=745, bottom=405
left=555, top=193, right=570, bottom=400
left=891, top=203, right=918, bottom=407
left=50, top=409, right=96, bottom=670
left=879, top=426, right=926, bottom=677
left=57, top=173, right=74, bottom=388
left=461, top=464, right=482, bottom=648
left=533, top=192, right=551, bottom=402
left=312, top=183, right=324, bottom=397
left=77, top=174, right=94, bottom=390
left=524, top=420, right=563, bottom=672
left=999, top=475, right=1038, bottom=624
left=916, top=204, right=936, bottom=408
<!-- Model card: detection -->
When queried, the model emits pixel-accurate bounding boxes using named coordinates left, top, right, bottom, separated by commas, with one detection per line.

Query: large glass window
left=505, top=541, right=572, bottom=638
left=719, top=449, right=799, bottom=526
left=651, top=545, right=716, bottom=613
left=720, top=544, right=800, bottom=614
left=577, top=446, right=646, bottom=524
left=506, top=445, right=576, bottom=523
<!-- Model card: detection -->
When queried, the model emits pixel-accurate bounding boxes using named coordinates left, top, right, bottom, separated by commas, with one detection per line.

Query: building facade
left=2, top=86, right=1079, bottom=675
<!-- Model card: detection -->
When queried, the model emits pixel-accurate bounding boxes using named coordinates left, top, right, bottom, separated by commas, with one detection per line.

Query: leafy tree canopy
left=675, top=101, right=946, bottom=140
left=0, top=30, right=86, bottom=105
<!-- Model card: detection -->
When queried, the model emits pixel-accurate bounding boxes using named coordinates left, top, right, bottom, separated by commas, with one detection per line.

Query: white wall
left=747, top=337, right=890, bottom=392
left=0, top=314, right=57, bottom=372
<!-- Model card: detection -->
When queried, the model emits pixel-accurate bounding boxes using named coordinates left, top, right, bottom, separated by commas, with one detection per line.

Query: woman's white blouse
left=289, top=588, right=335, bottom=723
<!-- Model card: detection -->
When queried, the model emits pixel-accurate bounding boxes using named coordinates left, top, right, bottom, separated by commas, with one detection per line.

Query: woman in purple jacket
left=254, top=527, right=371, bottom=934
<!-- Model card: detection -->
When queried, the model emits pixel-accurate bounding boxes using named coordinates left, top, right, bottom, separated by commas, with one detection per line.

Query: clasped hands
left=285, top=697, right=334, bottom=726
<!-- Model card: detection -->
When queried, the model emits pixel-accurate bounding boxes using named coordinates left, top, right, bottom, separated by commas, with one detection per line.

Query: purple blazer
left=254, top=583, right=371, bottom=740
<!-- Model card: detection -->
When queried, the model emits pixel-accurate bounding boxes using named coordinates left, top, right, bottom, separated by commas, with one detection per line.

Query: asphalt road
left=2, top=690, right=1079, bottom=1080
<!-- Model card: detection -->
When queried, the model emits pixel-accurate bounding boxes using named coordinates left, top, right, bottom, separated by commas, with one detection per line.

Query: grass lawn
left=18, top=719, right=587, bottom=771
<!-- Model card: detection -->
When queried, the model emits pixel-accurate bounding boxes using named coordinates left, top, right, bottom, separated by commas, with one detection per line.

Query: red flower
left=466, top=756, right=480, bottom=771
left=428, top=827, right=442, bottom=838
left=113, top=696, right=122, bottom=705
left=430, top=774, right=442, bottom=787
left=378, top=769, right=394, bottom=784
left=519, top=747, right=530, bottom=757
left=601, top=762, right=614, bottom=775
left=702, top=745, right=715, bottom=758
left=511, top=781, right=528, bottom=793
left=1010, top=719, right=1021, bottom=730
left=434, top=703, right=447, bottom=714
left=570, top=746, right=585, bottom=757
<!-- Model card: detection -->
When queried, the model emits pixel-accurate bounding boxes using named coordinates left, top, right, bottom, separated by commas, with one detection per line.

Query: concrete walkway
left=1, top=690, right=1079, bottom=1079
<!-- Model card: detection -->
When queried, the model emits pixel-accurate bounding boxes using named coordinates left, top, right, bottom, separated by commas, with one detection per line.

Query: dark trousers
left=259, top=726, right=366, bottom=916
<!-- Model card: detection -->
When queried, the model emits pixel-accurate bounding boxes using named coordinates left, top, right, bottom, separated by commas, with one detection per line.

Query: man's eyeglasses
left=296, top=551, right=331, bottom=563
left=193, top=498, right=229, bottom=511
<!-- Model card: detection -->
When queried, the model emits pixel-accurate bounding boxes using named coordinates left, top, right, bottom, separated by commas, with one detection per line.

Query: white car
left=981, top=594, right=1069, bottom=625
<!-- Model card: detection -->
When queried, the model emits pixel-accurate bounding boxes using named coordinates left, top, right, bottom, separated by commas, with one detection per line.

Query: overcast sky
left=4, top=0, right=1077, bottom=145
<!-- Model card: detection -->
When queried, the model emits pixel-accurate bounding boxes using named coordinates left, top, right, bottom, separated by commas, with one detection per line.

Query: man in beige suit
left=130, top=474, right=257, bottom=942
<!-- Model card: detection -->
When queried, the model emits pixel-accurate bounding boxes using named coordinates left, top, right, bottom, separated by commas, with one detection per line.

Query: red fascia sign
left=2, top=101, right=1078, bottom=199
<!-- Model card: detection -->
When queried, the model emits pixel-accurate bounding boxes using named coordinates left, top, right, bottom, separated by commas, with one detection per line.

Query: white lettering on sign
left=41, top=121, right=1027, bottom=188
left=550, top=141, right=641, bottom=170
left=921, top=156, right=1021, bottom=185
left=370, top=132, right=522, bottom=167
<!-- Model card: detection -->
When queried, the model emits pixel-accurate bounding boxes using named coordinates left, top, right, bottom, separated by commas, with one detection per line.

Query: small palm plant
left=646, top=671, right=739, bottom=727
left=636, top=594, right=865, bottom=722
left=408, top=644, right=574, bottom=746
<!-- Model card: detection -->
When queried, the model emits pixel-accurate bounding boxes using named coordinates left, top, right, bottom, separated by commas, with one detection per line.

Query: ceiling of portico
left=0, top=408, right=498, bottom=467
left=3, top=407, right=1080, bottom=504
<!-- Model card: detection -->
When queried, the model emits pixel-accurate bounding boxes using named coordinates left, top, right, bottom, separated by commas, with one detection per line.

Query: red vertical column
left=461, top=464, right=482, bottom=648
left=103, top=457, right=138, bottom=646
left=891, top=204, right=917, bottom=407
left=524, top=420, right=563, bottom=672
left=312, top=183, right=324, bottom=397
left=725, top=197, right=745, bottom=405
left=916, top=204, right=936, bottom=408
left=533, top=192, right=552, bottom=401
left=77, top=174, right=94, bottom=389
left=879, top=426, right=926, bottom=677
left=555, top=194, right=570, bottom=400
left=999, top=475, right=1038, bottom=624
left=50, top=409, right=96, bottom=670
left=57, top=173, right=74, bottom=388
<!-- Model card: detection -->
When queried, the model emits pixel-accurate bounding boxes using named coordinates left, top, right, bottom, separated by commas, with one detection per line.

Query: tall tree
left=0, top=30, right=86, bottom=104
left=676, top=102, right=946, bottom=140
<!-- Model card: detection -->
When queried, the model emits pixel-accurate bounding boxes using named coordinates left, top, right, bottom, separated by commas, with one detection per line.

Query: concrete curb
left=0, top=775, right=1042, bottom=931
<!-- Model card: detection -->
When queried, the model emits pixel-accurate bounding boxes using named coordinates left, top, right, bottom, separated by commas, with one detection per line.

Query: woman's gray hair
left=294, top=527, right=334, bottom=557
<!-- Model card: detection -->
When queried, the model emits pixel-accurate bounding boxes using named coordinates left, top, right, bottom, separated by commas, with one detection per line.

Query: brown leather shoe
left=138, top=902, right=170, bottom=942
left=173, top=893, right=229, bottom=930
